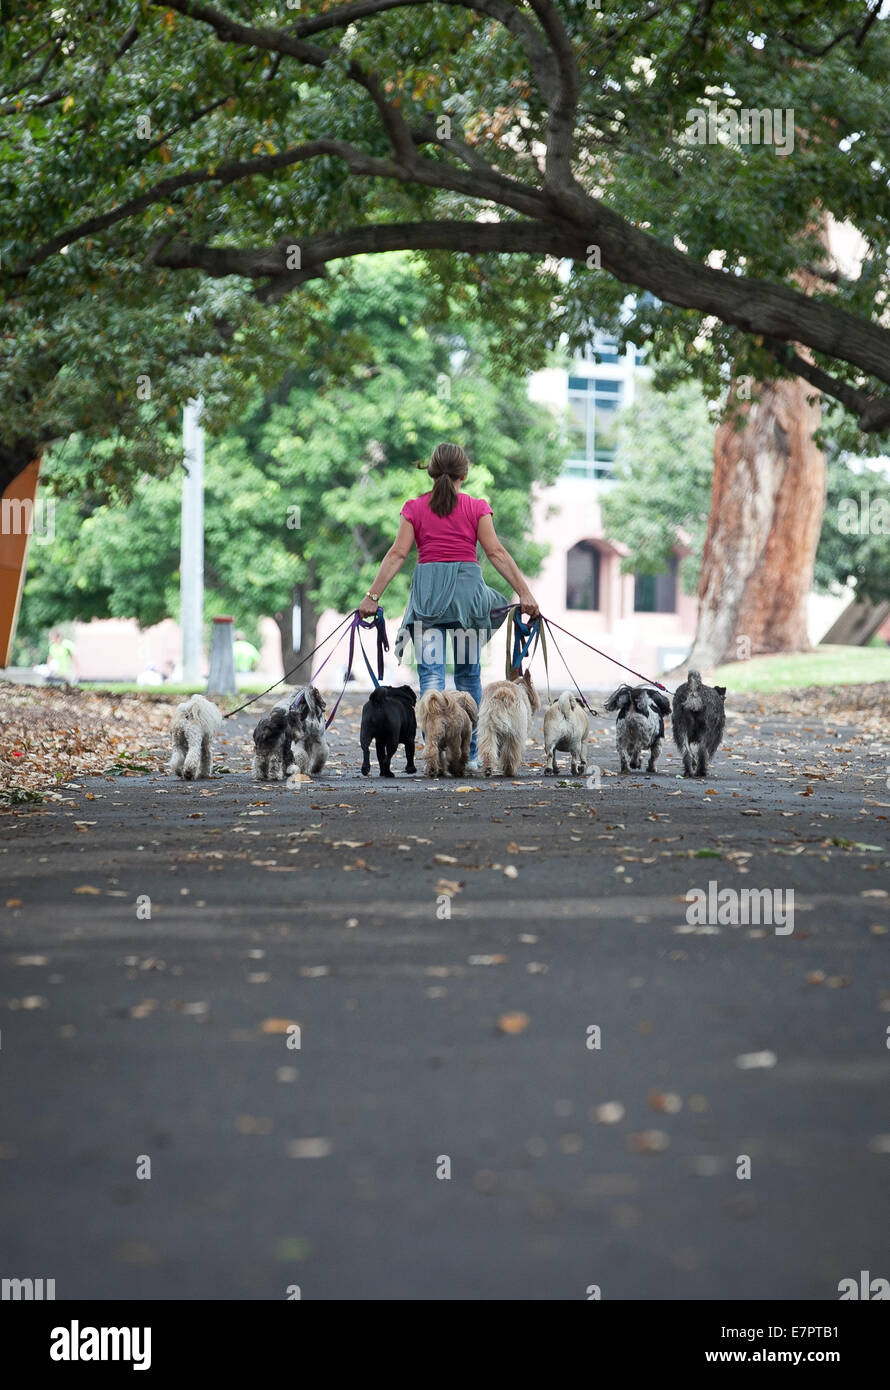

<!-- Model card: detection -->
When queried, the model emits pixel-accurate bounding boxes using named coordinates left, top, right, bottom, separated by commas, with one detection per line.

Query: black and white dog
left=671, top=670, right=726, bottom=778
left=360, top=684, right=417, bottom=778
left=289, top=685, right=329, bottom=776
left=604, top=683, right=672, bottom=774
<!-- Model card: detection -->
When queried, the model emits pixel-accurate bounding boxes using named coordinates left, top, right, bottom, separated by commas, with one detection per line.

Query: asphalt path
left=1, top=693, right=888, bottom=1299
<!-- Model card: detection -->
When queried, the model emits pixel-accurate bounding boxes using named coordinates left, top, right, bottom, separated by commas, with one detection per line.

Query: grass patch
left=78, top=681, right=270, bottom=699
left=711, top=645, right=890, bottom=693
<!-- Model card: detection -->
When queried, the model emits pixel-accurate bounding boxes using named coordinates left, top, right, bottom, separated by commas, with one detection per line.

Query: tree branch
left=764, top=339, right=890, bottom=435
left=151, top=217, right=586, bottom=301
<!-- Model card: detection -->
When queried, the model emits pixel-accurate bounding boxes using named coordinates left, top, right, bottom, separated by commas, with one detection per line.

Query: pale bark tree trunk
left=686, top=374, right=827, bottom=671
left=274, top=579, right=320, bottom=687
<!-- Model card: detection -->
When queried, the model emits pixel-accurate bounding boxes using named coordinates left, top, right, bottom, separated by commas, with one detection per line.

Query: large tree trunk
left=273, top=581, right=320, bottom=687
left=687, top=374, right=827, bottom=670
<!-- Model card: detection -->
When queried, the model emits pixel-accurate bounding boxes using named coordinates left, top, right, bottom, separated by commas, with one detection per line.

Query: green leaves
left=18, top=255, right=561, bottom=645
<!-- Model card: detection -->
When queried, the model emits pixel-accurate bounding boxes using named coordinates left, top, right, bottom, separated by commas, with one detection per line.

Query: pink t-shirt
left=401, top=492, right=492, bottom=564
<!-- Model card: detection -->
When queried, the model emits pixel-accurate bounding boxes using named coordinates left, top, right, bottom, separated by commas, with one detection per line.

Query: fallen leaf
left=594, top=1102, right=625, bottom=1125
left=286, top=1138, right=332, bottom=1158
left=496, top=1011, right=529, bottom=1035
left=628, top=1130, right=670, bottom=1153
left=735, top=1050, right=777, bottom=1070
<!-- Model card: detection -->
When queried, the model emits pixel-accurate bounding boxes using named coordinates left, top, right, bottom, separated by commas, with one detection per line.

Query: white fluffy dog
left=169, top=694, right=223, bottom=780
left=477, top=671, right=540, bottom=777
left=543, top=691, right=590, bottom=776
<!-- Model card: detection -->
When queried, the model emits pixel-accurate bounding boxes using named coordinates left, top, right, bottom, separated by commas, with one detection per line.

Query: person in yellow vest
left=233, top=631, right=261, bottom=673
left=47, top=630, right=77, bottom=684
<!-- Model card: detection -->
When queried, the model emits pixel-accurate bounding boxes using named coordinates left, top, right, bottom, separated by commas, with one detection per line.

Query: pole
left=181, top=397, right=204, bottom=685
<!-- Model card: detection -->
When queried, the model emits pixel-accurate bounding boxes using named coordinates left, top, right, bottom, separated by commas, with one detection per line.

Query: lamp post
left=181, top=397, right=204, bottom=685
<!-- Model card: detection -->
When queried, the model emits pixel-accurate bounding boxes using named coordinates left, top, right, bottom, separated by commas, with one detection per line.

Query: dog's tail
left=182, top=720, right=205, bottom=779
left=680, top=670, right=704, bottom=712
left=557, top=691, right=577, bottom=715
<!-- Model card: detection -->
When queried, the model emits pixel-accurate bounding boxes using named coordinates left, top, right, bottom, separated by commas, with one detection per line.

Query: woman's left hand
left=358, top=596, right=379, bottom=620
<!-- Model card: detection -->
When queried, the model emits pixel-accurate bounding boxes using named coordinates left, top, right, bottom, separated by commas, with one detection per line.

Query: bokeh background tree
left=17, top=256, right=562, bottom=672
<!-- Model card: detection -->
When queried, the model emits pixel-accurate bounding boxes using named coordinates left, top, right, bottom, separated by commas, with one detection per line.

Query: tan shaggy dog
left=415, top=690, right=478, bottom=778
left=543, top=690, right=590, bottom=776
left=477, top=671, right=540, bottom=777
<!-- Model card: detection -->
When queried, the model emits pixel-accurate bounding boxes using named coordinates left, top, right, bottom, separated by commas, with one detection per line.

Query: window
left=566, top=375, right=623, bottom=476
left=634, top=558, right=678, bottom=613
left=566, top=541, right=601, bottom=610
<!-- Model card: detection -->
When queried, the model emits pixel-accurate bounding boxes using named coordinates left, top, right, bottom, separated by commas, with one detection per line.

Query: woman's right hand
left=519, top=591, right=540, bottom=621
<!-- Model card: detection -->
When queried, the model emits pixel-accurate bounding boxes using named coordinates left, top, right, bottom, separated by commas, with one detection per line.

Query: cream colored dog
left=477, top=671, right=540, bottom=777
left=169, top=694, right=223, bottom=780
left=543, top=691, right=590, bottom=776
left=415, top=690, right=478, bottom=777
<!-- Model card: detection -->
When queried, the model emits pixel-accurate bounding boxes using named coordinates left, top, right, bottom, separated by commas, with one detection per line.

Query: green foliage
left=600, top=378, right=717, bottom=594
left=17, top=257, right=562, bottom=643
left=601, top=379, right=890, bottom=604
left=815, top=454, right=890, bottom=602
left=2, top=1, right=890, bottom=486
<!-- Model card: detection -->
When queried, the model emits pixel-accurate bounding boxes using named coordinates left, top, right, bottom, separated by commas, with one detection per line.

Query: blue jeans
left=415, top=625, right=482, bottom=761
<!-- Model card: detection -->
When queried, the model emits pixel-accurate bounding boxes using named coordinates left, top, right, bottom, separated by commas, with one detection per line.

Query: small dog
left=477, top=671, right=540, bottom=778
left=360, top=685, right=417, bottom=778
left=288, top=685, right=329, bottom=776
left=415, top=689, right=478, bottom=778
left=671, top=670, right=726, bottom=778
left=252, top=705, right=300, bottom=780
left=169, top=694, right=223, bottom=780
left=543, top=691, right=590, bottom=776
left=604, top=683, right=672, bottom=774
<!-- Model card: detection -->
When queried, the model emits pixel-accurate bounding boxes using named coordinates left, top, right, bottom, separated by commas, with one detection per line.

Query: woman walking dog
left=358, top=443, right=539, bottom=770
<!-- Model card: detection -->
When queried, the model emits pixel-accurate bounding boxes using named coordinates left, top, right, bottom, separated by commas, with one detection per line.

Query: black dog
left=671, top=670, right=726, bottom=778
left=360, top=685, right=417, bottom=777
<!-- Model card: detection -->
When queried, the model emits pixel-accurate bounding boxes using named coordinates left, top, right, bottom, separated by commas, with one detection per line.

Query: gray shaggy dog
left=252, top=705, right=301, bottom=781
left=671, top=670, right=726, bottom=778
left=604, top=683, right=672, bottom=774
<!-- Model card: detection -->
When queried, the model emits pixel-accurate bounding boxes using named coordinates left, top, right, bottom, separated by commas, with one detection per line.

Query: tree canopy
left=16, top=254, right=562, bottom=654
left=3, top=1, right=890, bottom=497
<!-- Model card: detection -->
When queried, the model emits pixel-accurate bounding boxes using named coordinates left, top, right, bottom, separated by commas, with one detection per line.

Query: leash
left=504, top=608, right=552, bottom=704
left=224, top=611, right=355, bottom=718
left=540, top=618, right=595, bottom=714
left=323, top=608, right=388, bottom=729
left=496, top=603, right=666, bottom=705
left=541, top=615, right=669, bottom=692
